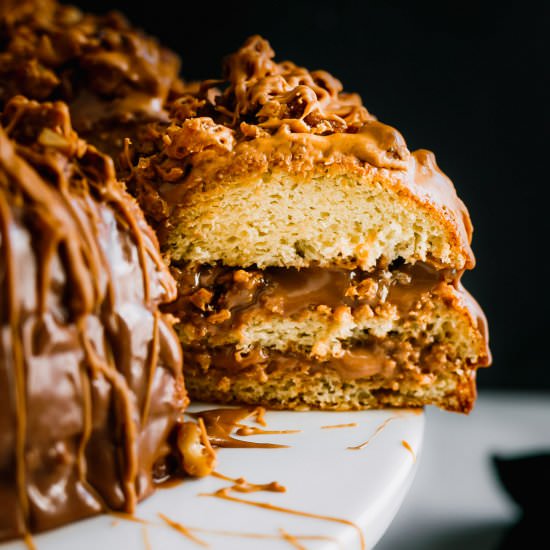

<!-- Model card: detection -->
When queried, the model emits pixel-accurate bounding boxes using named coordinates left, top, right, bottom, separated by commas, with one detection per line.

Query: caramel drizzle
left=109, top=512, right=149, bottom=524
left=115, top=510, right=338, bottom=546
left=212, top=471, right=286, bottom=494
left=190, top=527, right=337, bottom=544
left=235, top=426, right=301, bottom=436
left=80, top=320, right=139, bottom=508
left=141, top=310, right=160, bottom=425
left=107, top=195, right=152, bottom=303
left=189, top=407, right=289, bottom=448
left=200, top=488, right=365, bottom=550
left=401, top=440, right=417, bottom=463
left=347, top=416, right=397, bottom=451
left=255, top=406, right=267, bottom=426
left=175, top=35, right=372, bottom=136
left=23, top=533, right=36, bottom=550
left=142, top=525, right=152, bottom=550
left=75, top=361, right=108, bottom=510
left=321, top=423, right=358, bottom=430
left=280, top=528, right=307, bottom=550
left=158, top=513, right=209, bottom=547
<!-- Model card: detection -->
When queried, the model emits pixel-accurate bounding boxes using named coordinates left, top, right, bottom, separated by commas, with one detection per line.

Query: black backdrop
left=76, top=0, right=547, bottom=389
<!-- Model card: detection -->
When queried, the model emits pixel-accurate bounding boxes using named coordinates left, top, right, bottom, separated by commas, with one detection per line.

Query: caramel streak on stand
left=112, top=509, right=338, bottom=548
left=280, top=528, right=307, bottom=550
left=235, top=426, right=301, bottom=436
left=192, top=528, right=338, bottom=545
left=401, top=440, right=417, bottom=462
left=23, top=534, right=37, bottom=550
left=212, top=471, right=286, bottom=493
left=348, top=416, right=397, bottom=451
left=200, top=488, right=365, bottom=550
left=109, top=512, right=149, bottom=525
left=161, top=521, right=339, bottom=546
left=190, top=407, right=290, bottom=448
left=142, top=525, right=152, bottom=550
left=321, top=423, right=358, bottom=430
left=158, top=513, right=209, bottom=547
left=255, top=406, right=267, bottom=426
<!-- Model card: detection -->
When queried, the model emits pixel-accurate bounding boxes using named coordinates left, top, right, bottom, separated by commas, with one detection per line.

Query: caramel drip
left=348, top=417, right=397, bottom=451
left=158, top=513, right=209, bottom=548
left=212, top=472, right=286, bottom=494
left=108, top=196, right=152, bottom=303
left=255, top=406, right=267, bottom=426
left=201, top=488, right=365, bottom=550
left=78, top=321, right=139, bottom=510
left=190, top=407, right=288, bottom=449
left=0, top=96, right=186, bottom=541
left=321, top=423, right=358, bottom=430
left=74, top=362, right=109, bottom=511
left=113, top=506, right=337, bottom=545
left=401, top=440, right=417, bottom=463
left=141, top=310, right=160, bottom=425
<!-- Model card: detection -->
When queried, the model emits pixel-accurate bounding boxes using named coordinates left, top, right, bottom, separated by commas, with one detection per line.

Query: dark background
left=78, top=0, right=547, bottom=389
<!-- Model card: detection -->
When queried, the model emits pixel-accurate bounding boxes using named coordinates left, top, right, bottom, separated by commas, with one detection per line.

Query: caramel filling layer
left=185, top=338, right=458, bottom=383
left=168, top=260, right=455, bottom=340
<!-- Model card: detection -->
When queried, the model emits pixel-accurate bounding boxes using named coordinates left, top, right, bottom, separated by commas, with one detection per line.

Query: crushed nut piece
left=207, top=309, right=231, bottom=324
left=189, top=288, right=213, bottom=311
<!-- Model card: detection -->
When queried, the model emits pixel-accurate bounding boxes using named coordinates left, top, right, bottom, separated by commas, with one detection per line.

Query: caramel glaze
left=0, top=0, right=181, bottom=156
left=127, top=36, right=473, bottom=269
left=0, top=97, right=189, bottom=542
left=189, top=407, right=289, bottom=449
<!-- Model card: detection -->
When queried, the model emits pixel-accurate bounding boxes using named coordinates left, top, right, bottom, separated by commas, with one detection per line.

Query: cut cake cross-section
left=127, top=36, right=491, bottom=413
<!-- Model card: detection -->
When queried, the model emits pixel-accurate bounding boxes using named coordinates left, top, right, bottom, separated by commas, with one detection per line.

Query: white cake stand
left=2, top=404, right=424, bottom=550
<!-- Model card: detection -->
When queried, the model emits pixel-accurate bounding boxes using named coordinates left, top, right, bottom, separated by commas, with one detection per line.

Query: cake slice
left=128, top=36, right=490, bottom=413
